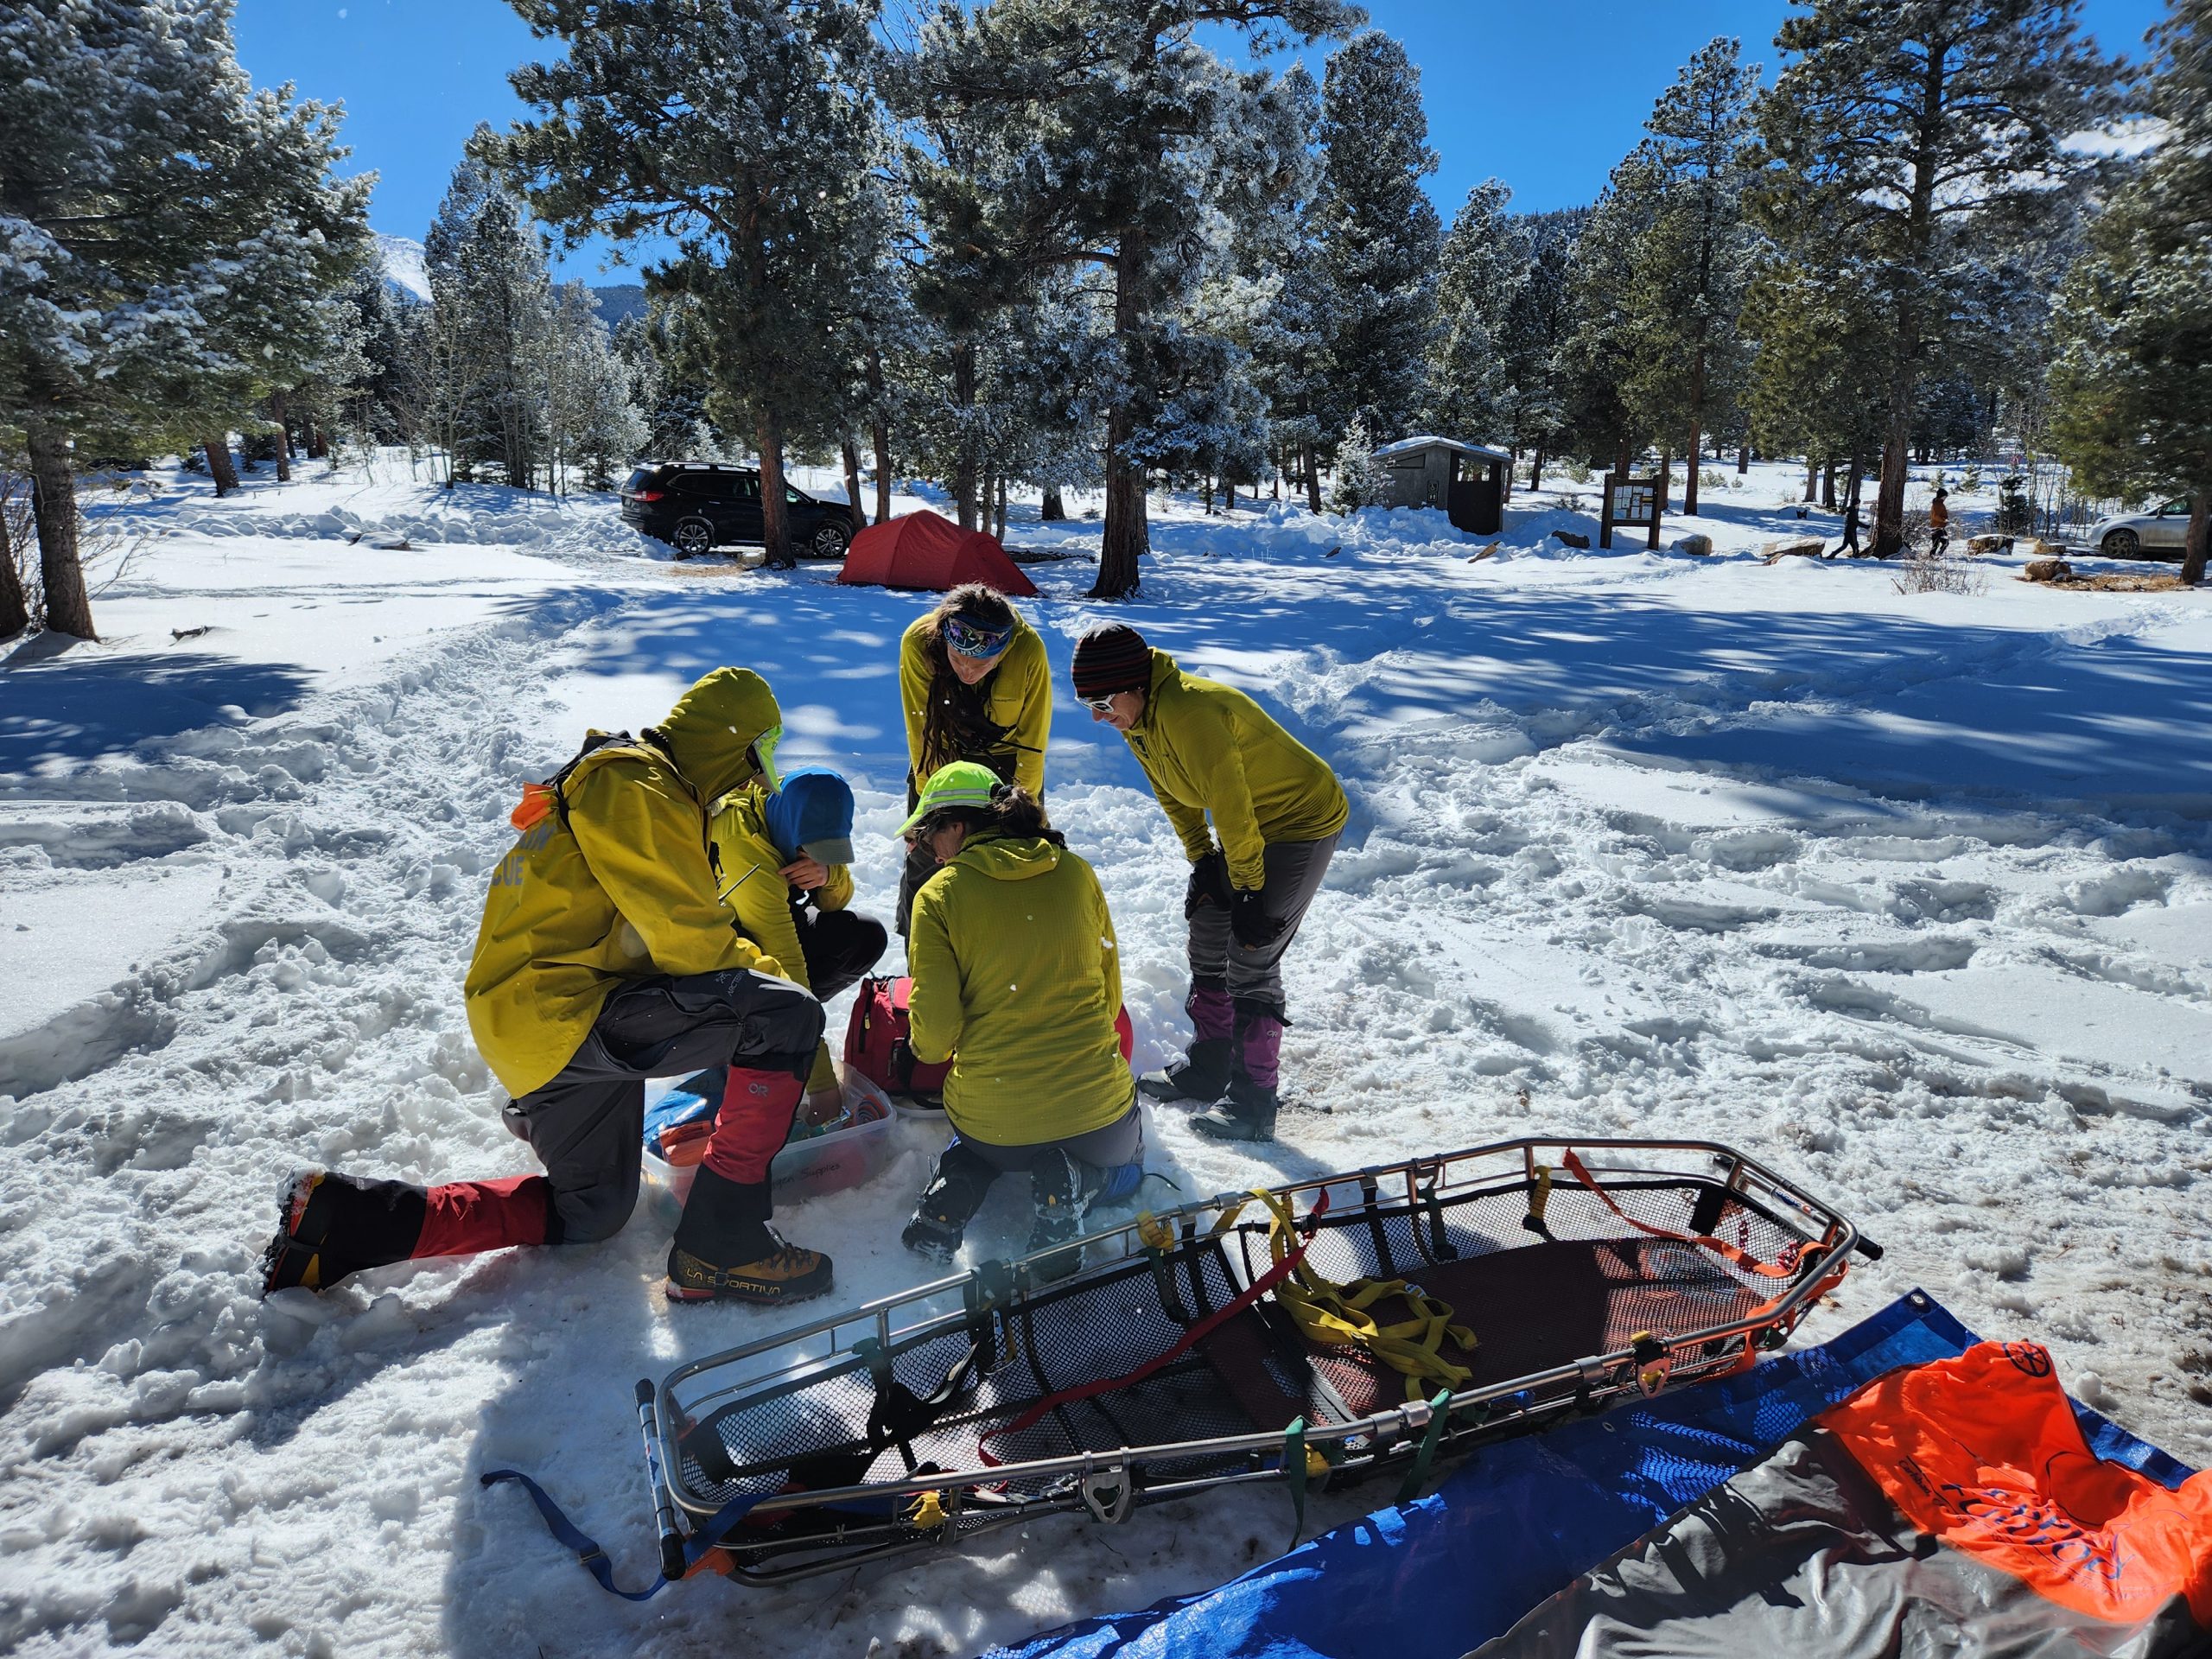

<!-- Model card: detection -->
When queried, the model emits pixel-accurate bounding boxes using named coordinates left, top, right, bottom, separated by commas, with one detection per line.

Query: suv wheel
left=671, top=518, right=715, bottom=559
left=2101, top=528, right=2140, bottom=558
left=810, top=520, right=852, bottom=561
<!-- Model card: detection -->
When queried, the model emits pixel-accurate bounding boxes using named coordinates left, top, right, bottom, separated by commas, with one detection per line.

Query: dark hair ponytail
left=928, top=783, right=1065, bottom=850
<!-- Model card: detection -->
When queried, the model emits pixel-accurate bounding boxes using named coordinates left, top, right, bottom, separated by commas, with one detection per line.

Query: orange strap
left=510, top=782, right=557, bottom=832
left=1559, top=1149, right=1794, bottom=1280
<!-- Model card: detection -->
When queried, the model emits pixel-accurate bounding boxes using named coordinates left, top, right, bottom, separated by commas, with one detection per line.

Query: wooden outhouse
left=1372, top=436, right=1512, bottom=534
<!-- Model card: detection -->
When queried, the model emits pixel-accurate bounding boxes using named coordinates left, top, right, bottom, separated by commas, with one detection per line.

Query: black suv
left=619, top=462, right=855, bottom=561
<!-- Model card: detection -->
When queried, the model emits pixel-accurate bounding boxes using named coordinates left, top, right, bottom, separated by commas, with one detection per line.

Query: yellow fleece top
left=464, top=668, right=787, bottom=1100
left=709, top=788, right=854, bottom=1096
left=899, top=610, right=1052, bottom=798
left=906, top=834, right=1130, bottom=1147
left=1121, top=649, right=1349, bottom=890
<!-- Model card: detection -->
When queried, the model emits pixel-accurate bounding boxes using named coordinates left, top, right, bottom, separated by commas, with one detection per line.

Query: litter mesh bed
left=674, top=1172, right=1803, bottom=1533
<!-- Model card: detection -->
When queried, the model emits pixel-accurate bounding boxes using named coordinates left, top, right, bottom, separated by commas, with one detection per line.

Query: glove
left=1185, top=850, right=1232, bottom=918
left=1230, top=887, right=1287, bottom=949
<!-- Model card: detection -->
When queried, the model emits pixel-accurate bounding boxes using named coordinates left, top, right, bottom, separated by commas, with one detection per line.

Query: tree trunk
left=1844, top=453, right=1864, bottom=514
left=26, top=421, right=94, bottom=639
left=1040, top=486, right=1065, bottom=522
left=1873, top=382, right=1912, bottom=556
left=1802, top=456, right=1818, bottom=503
left=952, top=340, right=978, bottom=532
left=1202, top=474, right=1213, bottom=515
left=1684, top=354, right=1705, bottom=515
left=1529, top=445, right=1544, bottom=491
left=308, top=422, right=327, bottom=461
left=2183, top=486, right=2209, bottom=587
left=758, top=409, right=791, bottom=566
left=1657, top=449, right=1671, bottom=515
left=1301, top=441, right=1321, bottom=513
left=1094, top=237, right=1150, bottom=599
left=271, top=390, right=292, bottom=484
left=0, top=478, right=30, bottom=639
left=994, top=474, right=1008, bottom=542
left=206, top=430, right=241, bottom=497
left=1615, top=438, right=1631, bottom=480
left=841, top=438, right=867, bottom=532
left=1738, top=442, right=1749, bottom=475
left=872, top=420, right=893, bottom=524
left=1821, top=460, right=1838, bottom=511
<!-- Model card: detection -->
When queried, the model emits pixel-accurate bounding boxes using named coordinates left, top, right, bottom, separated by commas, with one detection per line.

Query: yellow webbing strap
left=1249, top=1190, right=1478, bottom=1402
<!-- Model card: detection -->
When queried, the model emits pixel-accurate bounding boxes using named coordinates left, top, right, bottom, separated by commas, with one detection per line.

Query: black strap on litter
left=479, top=1470, right=765, bottom=1601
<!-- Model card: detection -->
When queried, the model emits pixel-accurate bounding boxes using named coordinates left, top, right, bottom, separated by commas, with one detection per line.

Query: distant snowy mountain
left=375, top=232, right=430, bottom=303
left=371, top=232, right=641, bottom=326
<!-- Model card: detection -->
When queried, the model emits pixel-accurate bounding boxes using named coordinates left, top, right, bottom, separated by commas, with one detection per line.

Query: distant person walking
left=1929, top=488, right=1951, bottom=556
left=1833, top=498, right=1863, bottom=558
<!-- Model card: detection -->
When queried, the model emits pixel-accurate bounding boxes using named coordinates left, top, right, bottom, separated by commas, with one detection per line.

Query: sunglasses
left=943, top=614, right=1013, bottom=659
left=746, top=724, right=782, bottom=787
left=1079, top=693, right=1122, bottom=713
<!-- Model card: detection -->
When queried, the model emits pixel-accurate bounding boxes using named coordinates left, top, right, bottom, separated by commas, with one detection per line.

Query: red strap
left=1558, top=1149, right=1794, bottom=1280
left=979, top=1191, right=1332, bottom=1465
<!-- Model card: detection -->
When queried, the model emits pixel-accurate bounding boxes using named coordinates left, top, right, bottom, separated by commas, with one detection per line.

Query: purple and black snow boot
left=1139, top=984, right=1234, bottom=1103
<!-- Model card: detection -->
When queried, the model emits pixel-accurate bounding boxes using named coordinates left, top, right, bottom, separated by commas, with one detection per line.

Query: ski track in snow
left=2, top=461, right=2209, bottom=1656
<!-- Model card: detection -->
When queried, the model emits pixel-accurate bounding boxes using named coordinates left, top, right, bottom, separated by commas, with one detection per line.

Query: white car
left=2088, top=499, right=2197, bottom=559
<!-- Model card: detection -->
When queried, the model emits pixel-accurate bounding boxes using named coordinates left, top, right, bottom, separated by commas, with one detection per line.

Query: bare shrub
left=1893, top=548, right=1987, bottom=596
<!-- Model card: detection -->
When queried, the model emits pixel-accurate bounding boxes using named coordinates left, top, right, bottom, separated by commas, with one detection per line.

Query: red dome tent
left=836, top=510, right=1039, bottom=598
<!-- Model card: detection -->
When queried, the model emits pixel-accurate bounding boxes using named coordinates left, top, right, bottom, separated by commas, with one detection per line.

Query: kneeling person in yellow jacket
left=709, top=766, right=888, bottom=1119
left=263, top=669, right=836, bottom=1307
left=896, top=762, right=1142, bottom=1278
left=1073, top=625, right=1347, bottom=1143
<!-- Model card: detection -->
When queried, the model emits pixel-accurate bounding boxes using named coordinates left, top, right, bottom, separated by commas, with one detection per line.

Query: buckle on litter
left=1077, top=1453, right=1135, bottom=1524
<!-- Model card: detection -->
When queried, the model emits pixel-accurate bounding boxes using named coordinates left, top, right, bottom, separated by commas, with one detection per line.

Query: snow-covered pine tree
left=1755, top=0, right=2120, bottom=556
left=900, top=1, right=1359, bottom=597
left=424, top=144, right=556, bottom=488
left=1425, top=180, right=1529, bottom=447
left=1497, top=208, right=1586, bottom=488
left=1311, top=30, right=1444, bottom=450
left=613, top=305, right=721, bottom=464
left=0, top=0, right=370, bottom=636
left=2051, top=0, right=2212, bottom=584
left=1618, top=38, right=1761, bottom=515
left=501, top=0, right=882, bottom=564
left=1225, top=62, right=1332, bottom=510
left=545, top=283, right=645, bottom=493
left=1328, top=415, right=1387, bottom=511
left=1741, top=254, right=1888, bottom=515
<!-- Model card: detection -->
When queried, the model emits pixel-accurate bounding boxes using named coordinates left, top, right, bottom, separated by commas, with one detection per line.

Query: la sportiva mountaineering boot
left=1138, top=985, right=1235, bottom=1102
left=1027, top=1148, right=1108, bottom=1282
left=666, top=1166, right=833, bottom=1305
left=263, top=1169, right=556, bottom=1294
left=901, top=1137, right=999, bottom=1263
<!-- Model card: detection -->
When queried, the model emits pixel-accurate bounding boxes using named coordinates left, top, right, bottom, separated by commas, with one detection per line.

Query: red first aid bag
left=842, top=976, right=1137, bottom=1103
left=842, top=976, right=950, bottom=1100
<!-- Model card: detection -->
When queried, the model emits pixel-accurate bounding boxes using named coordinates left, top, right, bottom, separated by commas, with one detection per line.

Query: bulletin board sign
left=1601, top=472, right=1662, bottom=550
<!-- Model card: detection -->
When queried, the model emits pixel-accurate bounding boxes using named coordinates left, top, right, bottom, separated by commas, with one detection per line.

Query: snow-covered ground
left=3, top=454, right=2208, bottom=1656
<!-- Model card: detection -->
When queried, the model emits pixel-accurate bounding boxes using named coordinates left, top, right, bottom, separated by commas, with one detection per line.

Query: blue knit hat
left=764, top=767, right=856, bottom=866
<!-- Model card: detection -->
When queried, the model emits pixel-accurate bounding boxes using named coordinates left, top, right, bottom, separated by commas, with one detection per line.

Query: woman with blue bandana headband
left=895, top=583, right=1052, bottom=936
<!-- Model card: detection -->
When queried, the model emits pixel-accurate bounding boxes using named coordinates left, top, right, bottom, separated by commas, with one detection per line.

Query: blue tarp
left=991, top=1291, right=2190, bottom=1659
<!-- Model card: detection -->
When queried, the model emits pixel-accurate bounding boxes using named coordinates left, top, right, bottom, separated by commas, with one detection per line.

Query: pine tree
left=1497, top=208, right=1586, bottom=487
left=2051, top=0, right=2212, bottom=583
left=1425, top=180, right=1529, bottom=445
left=502, top=0, right=884, bottom=563
left=1741, top=254, right=1888, bottom=515
left=1618, top=38, right=1761, bottom=514
left=1755, top=0, right=2120, bottom=555
left=1560, top=151, right=1662, bottom=479
left=1311, top=30, right=1444, bottom=448
left=900, top=2, right=1359, bottom=596
left=424, top=144, right=555, bottom=488
left=0, top=0, right=369, bottom=636
left=1237, top=63, right=1332, bottom=511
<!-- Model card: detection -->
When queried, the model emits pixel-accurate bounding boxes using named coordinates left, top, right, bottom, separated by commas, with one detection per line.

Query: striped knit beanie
left=1071, top=624, right=1152, bottom=700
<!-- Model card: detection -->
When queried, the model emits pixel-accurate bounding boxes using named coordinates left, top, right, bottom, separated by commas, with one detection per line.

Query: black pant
left=501, top=969, right=823, bottom=1244
left=791, top=904, right=887, bottom=1000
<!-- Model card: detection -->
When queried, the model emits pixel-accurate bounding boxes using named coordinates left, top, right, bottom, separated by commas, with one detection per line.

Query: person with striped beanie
left=1072, top=624, right=1347, bottom=1141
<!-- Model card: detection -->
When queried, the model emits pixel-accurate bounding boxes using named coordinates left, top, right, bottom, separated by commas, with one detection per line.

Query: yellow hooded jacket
left=465, top=668, right=789, bottom=1100
left=906, top=834, right=1130, bottom=1147
left=709, top=788, right=855, bottom=1096
left=1122, top=649, right=1349, bottom=892
left=899, top=610, right=1052, bottom=798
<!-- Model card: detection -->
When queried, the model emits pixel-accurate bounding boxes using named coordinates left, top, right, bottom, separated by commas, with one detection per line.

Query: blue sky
left=232, top=0, right=2172, bottom=281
